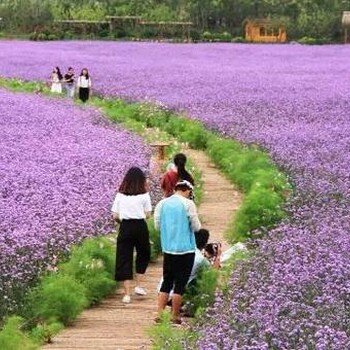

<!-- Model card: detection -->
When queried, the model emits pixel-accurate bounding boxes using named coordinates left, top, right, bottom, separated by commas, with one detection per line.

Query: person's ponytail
left=174, top=153, right=194, bottom=184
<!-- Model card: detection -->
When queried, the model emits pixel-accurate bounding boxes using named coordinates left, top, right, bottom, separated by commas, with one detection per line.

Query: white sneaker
left=134, top=286, right=147, bottom=296
left=122, top=295, right=131, bottom=303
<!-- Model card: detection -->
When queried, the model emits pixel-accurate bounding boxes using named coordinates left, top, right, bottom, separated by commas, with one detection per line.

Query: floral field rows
left=0, top=41, right=350, bottom=348
left=0, top=89, right=150, bottom=318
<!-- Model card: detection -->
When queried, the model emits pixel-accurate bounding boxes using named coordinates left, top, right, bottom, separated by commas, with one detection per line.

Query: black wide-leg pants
left=115, top=219, right=150, bottom=281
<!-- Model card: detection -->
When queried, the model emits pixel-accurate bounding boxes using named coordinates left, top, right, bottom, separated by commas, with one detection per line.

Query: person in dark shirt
left=64, top=67, right=75, bottom=98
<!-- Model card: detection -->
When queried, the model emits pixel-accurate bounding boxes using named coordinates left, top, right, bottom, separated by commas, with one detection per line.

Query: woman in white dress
left=50, top=66, right=63, bottom=93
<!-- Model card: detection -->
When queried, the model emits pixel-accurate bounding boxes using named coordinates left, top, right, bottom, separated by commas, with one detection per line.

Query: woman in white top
left=77, top=68, right=92, bottom=102
left=111, top=167, right=152, bottom=303
left=50, top=66, right=63, bottom=93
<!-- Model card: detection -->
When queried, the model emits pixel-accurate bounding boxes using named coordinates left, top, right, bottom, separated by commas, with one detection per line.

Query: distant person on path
left=77, top=68, right=92, bottom=102
left=50, top=66, right=63, bottom=93
left=111, top=167, right=152, bottom=304
left=161, top=153, right=194, bottom=199
left=154, top=180, right=201, bottom=324
left=63, top=67, right=75, bottom=98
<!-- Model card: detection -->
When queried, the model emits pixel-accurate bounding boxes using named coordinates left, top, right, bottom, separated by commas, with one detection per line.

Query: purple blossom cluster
left=1, top=41, right=350, bottom=347
left=0, top=89, right=150, bottom=316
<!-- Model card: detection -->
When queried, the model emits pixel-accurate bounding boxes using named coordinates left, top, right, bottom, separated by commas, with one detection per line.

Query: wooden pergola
left=140, top=21, right=193, bottom=40
left=342, top=11, right=350, bottom=43
left=54, top=20, right=109, bottom=35
left=106, top=16, right=142, bottom=32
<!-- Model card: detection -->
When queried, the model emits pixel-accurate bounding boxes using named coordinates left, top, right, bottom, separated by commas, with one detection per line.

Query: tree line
left=0, top=0, right=350, bottom=40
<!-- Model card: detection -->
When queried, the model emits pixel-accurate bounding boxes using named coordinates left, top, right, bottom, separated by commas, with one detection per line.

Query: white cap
left=175, top=180, right=194, bottom=190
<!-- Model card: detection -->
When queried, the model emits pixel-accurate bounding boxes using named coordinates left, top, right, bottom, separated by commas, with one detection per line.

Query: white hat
left=175, top=180, right=194, bottom=190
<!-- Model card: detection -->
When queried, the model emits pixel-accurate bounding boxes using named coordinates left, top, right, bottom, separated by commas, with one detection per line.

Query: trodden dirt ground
left=42, top=148, right=242, bottom=350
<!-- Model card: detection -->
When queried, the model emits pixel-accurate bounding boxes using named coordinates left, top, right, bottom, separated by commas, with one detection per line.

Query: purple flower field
left=0, top=88, right=149, bottom=316
left=0, top=41, right=350, bottom=347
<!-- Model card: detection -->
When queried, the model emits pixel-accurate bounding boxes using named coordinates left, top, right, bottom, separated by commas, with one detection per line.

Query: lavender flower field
left=0, top=89, right=150, bottom=317
left=1, top=41, right=350, bottom=347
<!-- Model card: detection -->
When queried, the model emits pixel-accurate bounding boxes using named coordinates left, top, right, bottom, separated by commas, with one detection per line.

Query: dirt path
left=42, top=149, right=242, bottom=350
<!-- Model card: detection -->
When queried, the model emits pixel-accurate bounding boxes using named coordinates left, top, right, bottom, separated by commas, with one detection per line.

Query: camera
left=205, top=242, right=221, bottom=257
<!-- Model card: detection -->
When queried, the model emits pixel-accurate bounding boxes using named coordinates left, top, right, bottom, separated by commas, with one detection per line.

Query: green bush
left=233, top=184, right=286, bottom=242
left=113, top=28, right=128, bottom=39
left=164, top=116, right=187, bottom=136
left=214, top=31, right=232, bottom=42
left=29, top=32, right=38, bottom=41
left=137, top=102, right=170, bottom=128
left=30, top=275, right=88, bottom=325
left=64, top=31, right=74, bottom=39
left=59, top=237, right=116, bottom=305
left=183, top=267, right=219, bottom=317
left=202, top=31, right=213, bottom=41
left=148, top=312, right=194, bottom=350
left=37, top=33, right=48, bottom=41
left=190, top=29, right=201, bottom=42
left=98, top=28, right=110, bottom=38
left=231, top=36, right=246, bottom=43
left=46, top=34, right=58, bottom=41
left=30, top=321, right=63, bottom=344
left=148, top=218, right=161, bottom=261
left=0, top=316, right=38, bottom=350
left=179, top=121, right=210, bottom=150
left=140, top=27, right=159, bottom=39
left=297, top=36, right=330, bottom=45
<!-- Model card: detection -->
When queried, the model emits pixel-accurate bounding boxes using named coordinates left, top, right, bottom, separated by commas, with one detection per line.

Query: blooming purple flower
left=0, top=89, right=150, bottom=317
left=0, top=41, right=350, bottom=347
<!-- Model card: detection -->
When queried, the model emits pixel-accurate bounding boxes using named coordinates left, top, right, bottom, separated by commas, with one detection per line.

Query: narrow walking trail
left=42, top=148, right=242, bottom=350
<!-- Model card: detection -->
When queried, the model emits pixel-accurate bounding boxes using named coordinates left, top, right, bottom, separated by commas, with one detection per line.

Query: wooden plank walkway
left=42, top=148, right=242, bottom=350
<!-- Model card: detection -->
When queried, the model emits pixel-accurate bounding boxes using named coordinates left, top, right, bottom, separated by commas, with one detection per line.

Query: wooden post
left=345, top=28, right=348, bottom=44
left=150, top=142, right=170, bottom=162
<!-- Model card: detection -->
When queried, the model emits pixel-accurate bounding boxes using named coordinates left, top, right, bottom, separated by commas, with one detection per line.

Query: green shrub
left=114, top=28, right=127, bottom=39
left=30, top=321, right=63, bottom=344
left=232, top=184, right=286, bottom=242
left=137, top=102, right=170, bottom=128
left=214, top=31, right=232, bottom=42
left=148, top=218, right=161, bottom=261
left=148, top=312, right=193, bottom=350
left=29, top=32, right=38, bottom=41
left=64, top=31, right=74, bottom=40
left=0, top=316, right=38, bottom=350
left=36, top=33, right=47, bottom=41
left=98, top=28, right=110, bottom=38
left=59, top=237, right=116, bottom=305
left=140, top=27, right=159, bottom=39
left=183, top=267, right=219, bottom=317
left=30, top=275, right=88, bottom=325
left=297, top=36, right=331, bottom=45
left=46, top=34, right=58, bottom=41
left=231, top=36, right=246, bottom=43
left=179, top=121, right=210, bottom=150
left=164, top=116, right=187, bottom=136
left=202, top=31, right=213, bottom=41
left=190, top=29, right=201, bottom=42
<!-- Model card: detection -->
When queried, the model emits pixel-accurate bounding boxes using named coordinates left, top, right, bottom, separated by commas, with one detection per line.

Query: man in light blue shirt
left=154, top=180, right=201, bottom=324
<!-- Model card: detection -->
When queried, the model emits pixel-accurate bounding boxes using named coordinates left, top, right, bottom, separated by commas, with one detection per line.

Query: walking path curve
left=42, top=148, right=242, bottom=350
